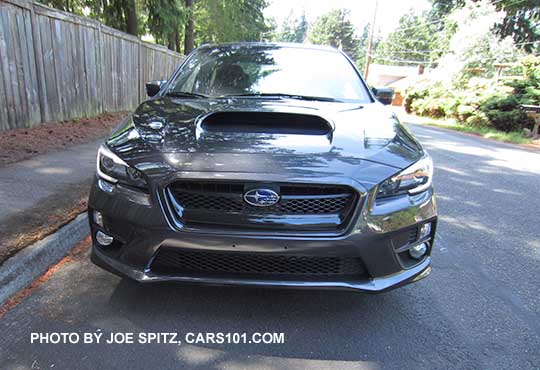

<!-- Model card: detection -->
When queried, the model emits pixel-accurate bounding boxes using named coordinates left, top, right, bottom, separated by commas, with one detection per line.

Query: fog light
left=97, top=179, right=114, bottom=193
left=93, top=210, right=104, bottom=227
left=409, top=243, right=428, bottom=259
left=96, top=231, right=113, bottom=246
left=419, top=223, right=431, bottom=239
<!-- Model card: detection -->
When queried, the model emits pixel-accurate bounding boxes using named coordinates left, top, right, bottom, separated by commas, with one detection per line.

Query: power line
left=385, top=0, right=531, bottom=35
left=514, top=40, right=540, bottom=46
left=370, top=55, right=436, bottom=65
left=376, top=44, right=433, bottom=55
left=394, top=17, right=447, bottom=33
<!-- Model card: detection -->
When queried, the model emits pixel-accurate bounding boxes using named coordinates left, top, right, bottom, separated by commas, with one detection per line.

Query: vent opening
left=199, top=112, right=332, bottom=135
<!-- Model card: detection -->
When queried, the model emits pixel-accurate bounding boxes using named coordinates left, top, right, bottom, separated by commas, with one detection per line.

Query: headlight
left=377, top=155, right=433, bottom=198
left=96, top=145, right=147, bottom=188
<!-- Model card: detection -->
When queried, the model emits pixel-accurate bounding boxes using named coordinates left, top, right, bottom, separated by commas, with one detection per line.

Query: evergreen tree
left=308, top=9, right=360, bottom=60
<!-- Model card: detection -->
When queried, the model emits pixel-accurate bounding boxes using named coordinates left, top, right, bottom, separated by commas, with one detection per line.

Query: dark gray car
left=88, top=43, right=437, bottom=293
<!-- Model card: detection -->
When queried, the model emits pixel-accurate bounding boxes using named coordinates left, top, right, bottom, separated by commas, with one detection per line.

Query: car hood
left=107, top=97, right=424, bottom=189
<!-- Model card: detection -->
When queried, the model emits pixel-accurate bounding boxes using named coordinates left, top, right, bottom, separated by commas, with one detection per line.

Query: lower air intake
left=151, top=248, right=367, bottom=280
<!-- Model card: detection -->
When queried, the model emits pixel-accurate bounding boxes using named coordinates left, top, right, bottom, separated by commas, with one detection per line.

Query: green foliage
left=433, top=0, right=540, bottom=53
left=406, top=56, right=540, bottom=133
left=84, top=0, right=142, bottom=35
left=41, top=0, right=85, bottom=14
left=355, top=23, right=372, bottom=72
left=375, top=9, right=454, bottom=66
left=195, top=0, right=269, bottom=45
left=40, top=0, right=270, bottom=52
left=430, top=0, right=465, bottom=17
left=404, top=85, right=430, bottom=113
left=307, top=9, right=360, bottom=60
left=493, top=0, right=540, bottom=53
left=273, top=11, right=308, bottom=43
left=479, top=95, right=525, bottom=132
left=145, top=0, right=185, bottom=50
left=509, top=56, right=540, bottom=103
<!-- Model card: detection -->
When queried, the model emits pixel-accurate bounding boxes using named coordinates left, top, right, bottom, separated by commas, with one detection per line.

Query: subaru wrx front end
left=88, top=43, right=437, bottom=293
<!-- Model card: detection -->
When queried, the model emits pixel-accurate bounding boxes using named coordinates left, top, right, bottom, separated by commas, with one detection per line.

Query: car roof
left=196, top=42, right=342, bottom=54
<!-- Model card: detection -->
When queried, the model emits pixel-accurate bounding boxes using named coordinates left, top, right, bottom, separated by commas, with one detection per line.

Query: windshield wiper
left=165, top=91, right=208, bottom=99
left=223, top=93, right=343, bottom=102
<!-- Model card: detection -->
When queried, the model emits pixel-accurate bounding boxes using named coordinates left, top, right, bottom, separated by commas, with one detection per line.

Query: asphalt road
left=1, top=124, right=539, bottom=370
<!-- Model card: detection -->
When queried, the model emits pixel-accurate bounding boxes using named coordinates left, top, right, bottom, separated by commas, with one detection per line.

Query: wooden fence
left=0, top=0, right=184, bottom=131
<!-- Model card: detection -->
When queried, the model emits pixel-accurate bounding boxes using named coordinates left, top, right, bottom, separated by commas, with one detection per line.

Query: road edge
left=0, top=213, right=89, bottom=306
left=404, top=121, right=540, bottom=152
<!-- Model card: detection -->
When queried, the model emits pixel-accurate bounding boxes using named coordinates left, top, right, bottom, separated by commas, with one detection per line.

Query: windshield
left=166, top=45, right=372, bottom=103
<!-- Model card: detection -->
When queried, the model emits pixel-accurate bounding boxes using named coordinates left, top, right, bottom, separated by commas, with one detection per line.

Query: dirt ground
left=0, top=112, right=127, bottom=166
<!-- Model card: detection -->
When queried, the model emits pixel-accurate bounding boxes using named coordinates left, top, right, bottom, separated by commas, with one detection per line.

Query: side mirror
left=374, top=87, right=394, bottom=105
left=146, top=80, right=167, bottom=97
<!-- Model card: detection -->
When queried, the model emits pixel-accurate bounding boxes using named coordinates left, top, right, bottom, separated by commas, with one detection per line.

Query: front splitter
left=91, top=246, right=431, bottom=294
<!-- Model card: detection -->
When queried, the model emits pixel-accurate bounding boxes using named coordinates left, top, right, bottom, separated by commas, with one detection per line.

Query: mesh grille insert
left=151, top=248, right=366, bottom=280
left=168, top=181, right=356, bottom=215
left=172, top=192, right=351, bottom=214
left=165, top=181, right=360, bottom=233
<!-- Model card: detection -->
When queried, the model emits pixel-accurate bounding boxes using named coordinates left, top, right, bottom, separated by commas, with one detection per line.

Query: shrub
left=456, top=104, right=476, bottom=121
left=480, top=95, right=527, bottom=132
left=404, top=85, right=430, bottom=113
left=403, top=56, right=540, bottom=133
left=464, top=111, right=489, bottom=127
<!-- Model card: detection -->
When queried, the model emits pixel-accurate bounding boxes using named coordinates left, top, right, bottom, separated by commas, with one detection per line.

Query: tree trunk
left=126, top=0, right=138, bottom=36
left=184, top=0, right=194, bottom=55
left=175, top=31, right=181, bottom=53
left=167, top=34, right=175, bottom=51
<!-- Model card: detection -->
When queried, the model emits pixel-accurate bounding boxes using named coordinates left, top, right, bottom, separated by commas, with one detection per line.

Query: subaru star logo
left=243, top=189, right=280, bottom=207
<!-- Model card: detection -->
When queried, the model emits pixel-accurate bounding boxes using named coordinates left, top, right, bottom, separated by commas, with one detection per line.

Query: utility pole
left=364, top=0, right=378, bottom=80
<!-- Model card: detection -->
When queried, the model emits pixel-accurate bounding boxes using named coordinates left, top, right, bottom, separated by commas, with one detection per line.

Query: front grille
left=165, top=181, right=360, bottom=234
left=151, top=248, right=366, bottom=280
left=174, top=191, right=351, bottom=215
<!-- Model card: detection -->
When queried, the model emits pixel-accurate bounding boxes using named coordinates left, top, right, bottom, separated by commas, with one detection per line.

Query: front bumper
left=88, top=177, right=437, bottom=293
left=91, top=246, right=431, bottom=293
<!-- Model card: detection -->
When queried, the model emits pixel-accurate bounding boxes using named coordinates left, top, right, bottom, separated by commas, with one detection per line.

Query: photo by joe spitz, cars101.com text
left=89, top=42, right=437, bottom=293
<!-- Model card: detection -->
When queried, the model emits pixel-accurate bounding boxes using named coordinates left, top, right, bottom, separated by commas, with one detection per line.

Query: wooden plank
left=29, top=1, right=47, bottom=123
left=68, top=22, right=80, bottom=118
left=104, top=34, right=113, bottom=111
left=38, top=14, right=59, bottom=122
left=2, top=5, right=23, bottom=129
left=86, top=27, right=100, bottom=115
left=97, top=23, right=103, bottom=115
left=81, top=27, right=90, bottom=116
left=46, top=18, right=64, bottom=121
left=24, top=2, right=42, bottom=125
left=15, top=7, right=33, bottom=128
left=52, top=18, right=64, bottom=120
left=137, top=41, right=141, bottom=102
left=0, top=3, right=15, bottom=130
left=76, top=23, right=88, bottom=117
left=0, top=4, right=10, bottom=130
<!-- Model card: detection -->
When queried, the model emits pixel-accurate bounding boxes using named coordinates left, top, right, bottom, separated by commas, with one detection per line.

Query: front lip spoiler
left=91, top=247, right=431, bottom=293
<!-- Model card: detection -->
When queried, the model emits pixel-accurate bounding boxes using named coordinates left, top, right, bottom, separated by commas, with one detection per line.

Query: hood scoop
left=198, top=111, right=333, bottom=136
